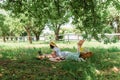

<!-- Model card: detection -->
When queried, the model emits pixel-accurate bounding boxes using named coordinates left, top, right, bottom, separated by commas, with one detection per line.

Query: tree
left=1, top=0, right=48, bottom=43
left=1, top=0, right=34, bottom=43
left=46, top=0, right=70, bottom=40
left=29, top=1, right=48, bottom=41
left=108, top=3, right=120, bottom=39
left=0, top=14, right=10, bottom=42
left=32, top=18, right=45, bottom=41
left=1, top=0, right=120, bottom=43
left=6, top=15, right=24, bottom=37
left=68, top=0, right=120, bottom=41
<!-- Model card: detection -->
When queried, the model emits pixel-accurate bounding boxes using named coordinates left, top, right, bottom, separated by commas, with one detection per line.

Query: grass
left=0, top=41, right=120, bottom=80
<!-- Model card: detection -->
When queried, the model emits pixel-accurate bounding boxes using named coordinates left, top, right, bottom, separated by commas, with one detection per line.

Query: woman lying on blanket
left=37, top=42, right=64, bottom=62
left=37, top=40, right=93, bottom=62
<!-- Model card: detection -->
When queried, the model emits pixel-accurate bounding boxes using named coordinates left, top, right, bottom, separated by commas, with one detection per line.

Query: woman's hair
left=50, top=44, right=54, bottom=49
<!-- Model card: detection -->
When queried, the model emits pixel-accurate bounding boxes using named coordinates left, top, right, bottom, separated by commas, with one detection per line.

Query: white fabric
left=53, top=47, right=69, bottom=58
left=53, top=47, right=81, bottom=61
left=53, top=47, right=61, bottom=56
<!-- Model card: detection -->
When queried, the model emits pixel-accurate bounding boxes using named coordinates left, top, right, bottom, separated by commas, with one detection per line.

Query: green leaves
left=0, top=0, right=120, bottom=43
left=0, top=14, right=9, bottom=36
left=68, top=0, right=120, bottom=43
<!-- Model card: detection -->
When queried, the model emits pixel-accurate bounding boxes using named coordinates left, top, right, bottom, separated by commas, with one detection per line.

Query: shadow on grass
left=0, top=47, right=120, bottom=80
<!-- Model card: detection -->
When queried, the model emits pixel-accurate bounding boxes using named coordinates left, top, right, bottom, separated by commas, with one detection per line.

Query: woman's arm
left=51, top=51, right=57, bottom=58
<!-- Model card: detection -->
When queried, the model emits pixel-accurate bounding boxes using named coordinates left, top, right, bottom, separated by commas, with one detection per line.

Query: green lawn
left=0, top=41, right=120, bottom=80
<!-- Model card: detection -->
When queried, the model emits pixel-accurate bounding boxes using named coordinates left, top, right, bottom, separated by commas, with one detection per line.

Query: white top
left=53, top=47, right=68, bottom=58
left=53, top=47, right=81, bottom=61
left=53, top=47, right=61, bottom=56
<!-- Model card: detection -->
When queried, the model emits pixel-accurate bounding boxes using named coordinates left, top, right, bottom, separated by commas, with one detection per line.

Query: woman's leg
left=77, top=40, right=86, bottom=61
left=77, top=40, right=85, bottom=52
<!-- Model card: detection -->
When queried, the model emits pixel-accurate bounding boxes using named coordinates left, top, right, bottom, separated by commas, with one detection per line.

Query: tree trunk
left=54, top=24, right=61, bottom=41
left=10, top=37, right=13, bottom=41
left=55, top=29, right=60, bottom=41
left=55, top=32, right=59, bottom=41
left=27, top=30, right=32, bottom=44
left=33, top=31, right=40, bottom=41
left=3, top=35, right=6, bottom=42
left=25, top=26, right=32, bottom=44
left=118, top=26, right=120, bottom=40
left=35, top=34, right=40, bottom=41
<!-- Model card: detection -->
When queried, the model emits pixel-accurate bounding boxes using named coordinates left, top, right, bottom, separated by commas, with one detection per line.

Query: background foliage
left=0, top=0, right=120, bottom=43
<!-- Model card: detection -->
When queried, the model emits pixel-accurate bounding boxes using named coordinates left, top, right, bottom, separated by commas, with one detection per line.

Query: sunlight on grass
left=0, top=41, right=120, bottom=49
left=0, top=54, right=3, bottom=58
left=0, top=41, right=120, bottom=80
